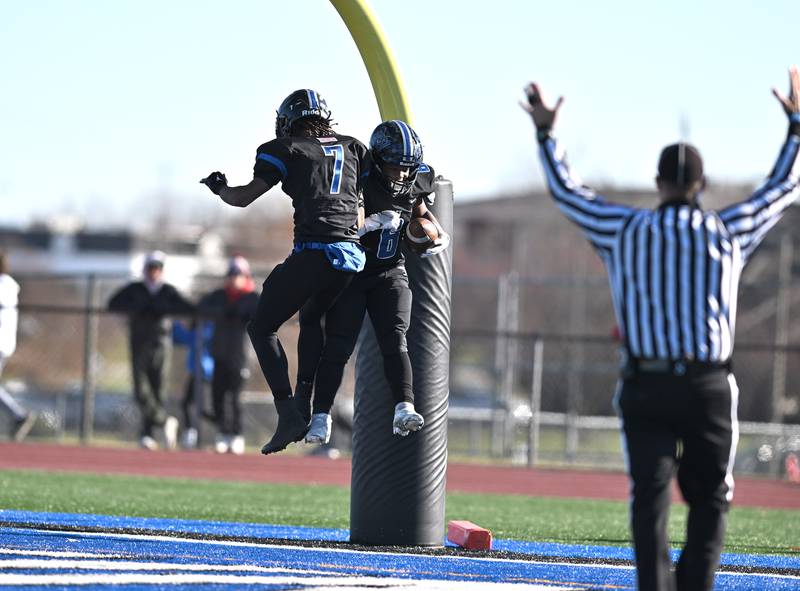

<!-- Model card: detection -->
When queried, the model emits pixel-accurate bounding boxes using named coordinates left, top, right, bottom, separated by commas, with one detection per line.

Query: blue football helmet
left=369, top=120, right=424, bottom=196
left=275, top=89, right=331, bottom=138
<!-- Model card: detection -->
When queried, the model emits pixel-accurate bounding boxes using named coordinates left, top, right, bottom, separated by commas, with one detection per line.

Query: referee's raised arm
left=718, top=66, right=800, bottom=262
left=520, top=83, right=635, bottom=255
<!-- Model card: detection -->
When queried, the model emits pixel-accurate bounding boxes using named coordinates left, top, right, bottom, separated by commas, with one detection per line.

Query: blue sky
left=1, top=0, right=797, bottom=226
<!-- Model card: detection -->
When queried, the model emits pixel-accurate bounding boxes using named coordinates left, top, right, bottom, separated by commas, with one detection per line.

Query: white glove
left=420, top=231, right=451, bottom=258
left=358, top=209, right=401, bottom=237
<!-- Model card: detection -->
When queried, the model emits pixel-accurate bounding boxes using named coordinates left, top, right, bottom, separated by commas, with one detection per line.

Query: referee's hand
left=520, top=82, right=563, bottom=131
left=772, top=65, right=800, bottom=116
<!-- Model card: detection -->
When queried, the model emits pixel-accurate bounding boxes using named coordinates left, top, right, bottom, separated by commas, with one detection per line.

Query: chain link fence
left=3, top=273, right=800, bottom=479
left=448, top=274, right=800, bottom=478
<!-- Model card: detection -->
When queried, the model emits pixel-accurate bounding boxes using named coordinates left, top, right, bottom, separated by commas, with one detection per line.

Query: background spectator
left=172, top=319, right=214, bottom=449
left=108, top=251, right=194, bottom=450
left=199, top=256, right=258, bottom=454
left=0, top=251, right=37, bottom=441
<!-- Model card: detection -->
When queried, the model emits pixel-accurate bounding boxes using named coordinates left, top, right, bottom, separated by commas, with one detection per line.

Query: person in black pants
left=108, top=251, right=195, bottom=450
left=171, top=318, right=214, bottom=449
left=522, top=66, right=800, bottom=591
left=295, top=120, right=450, bottom=444
left=201, top=89, right=398, bottom=454
left=198, top=256, right=259, bottom=455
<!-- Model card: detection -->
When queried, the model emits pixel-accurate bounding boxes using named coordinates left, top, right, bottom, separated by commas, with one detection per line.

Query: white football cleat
left=229, top=435, right=246, bottom=455
left=305, top=413, right=332, bottom=445
left=162, top=416, right=179, bottom=451
left=139, top=435, right=158, bottom=451
left=392, top=402, right=424, bottom=436
left=180, top=427, right=198, bottom=450
left=214, top=434, right=230, bottom=454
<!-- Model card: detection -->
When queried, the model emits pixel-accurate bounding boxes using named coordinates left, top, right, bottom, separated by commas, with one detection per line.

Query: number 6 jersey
left=358, top=163, right=436, bottom=271
left=253, top=134, right=370, bottom=244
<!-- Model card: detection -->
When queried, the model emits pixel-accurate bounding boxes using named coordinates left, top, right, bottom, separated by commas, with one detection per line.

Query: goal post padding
left=350, top=178, right=453, bottom=546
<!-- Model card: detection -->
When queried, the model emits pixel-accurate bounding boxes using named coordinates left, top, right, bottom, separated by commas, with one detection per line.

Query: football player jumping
left=201, top=90, right=398, bottom=455
left=294, top=120, right=450, bottom=444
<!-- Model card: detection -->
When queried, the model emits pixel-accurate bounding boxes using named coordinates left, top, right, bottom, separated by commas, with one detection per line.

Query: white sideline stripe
left=0, top=572, right=567, bottom=590
left=0, top=559, right=326, bottom=574
left=0, top=549, right=121, bottom=559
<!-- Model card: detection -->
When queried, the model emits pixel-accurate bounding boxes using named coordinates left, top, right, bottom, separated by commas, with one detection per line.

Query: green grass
left=1, top=469, right=796, bottom=555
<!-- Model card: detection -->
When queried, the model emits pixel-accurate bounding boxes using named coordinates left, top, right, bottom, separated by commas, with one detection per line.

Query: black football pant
left=130, top=341, right=169, bottom=437
left=212, top=360, right=245, bottom=436
left=301, top=264, right=413, bottom=414
left=247, top=249, right=353, bottom=401
left=616, top=365, right=738, bottom=591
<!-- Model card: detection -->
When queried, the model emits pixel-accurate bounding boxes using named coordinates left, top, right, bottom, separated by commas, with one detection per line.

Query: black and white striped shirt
left=538, top=130, right=800, bottom=362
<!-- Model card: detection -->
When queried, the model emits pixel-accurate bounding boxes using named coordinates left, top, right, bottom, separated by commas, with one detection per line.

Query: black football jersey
left=253, top=134, right=369, bottom=243
left=359, top=164, right=436, bottom=270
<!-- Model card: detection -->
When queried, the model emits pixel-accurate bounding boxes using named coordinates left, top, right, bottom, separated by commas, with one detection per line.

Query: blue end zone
left=1, top=510, right=798, bottom=590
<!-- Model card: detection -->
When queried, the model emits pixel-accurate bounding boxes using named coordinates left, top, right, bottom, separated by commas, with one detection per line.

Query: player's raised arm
left=718, top=65, right=800, bottom=262
left=200, top=172, right=273, bottom=207
left=201, top=140, right=288, bottom=208
left=521, top=82, right=634, bottom=253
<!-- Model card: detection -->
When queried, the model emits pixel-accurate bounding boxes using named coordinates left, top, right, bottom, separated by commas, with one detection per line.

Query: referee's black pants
left=616, top=364, right=738, bottom=591
left=247, top=249, right=353, bottom=402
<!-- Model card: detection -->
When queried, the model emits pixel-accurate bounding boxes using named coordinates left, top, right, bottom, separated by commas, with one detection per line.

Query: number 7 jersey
left=253, top=134, right=370, bottom=244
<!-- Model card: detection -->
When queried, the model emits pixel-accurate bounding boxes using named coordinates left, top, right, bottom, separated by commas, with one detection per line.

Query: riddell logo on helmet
left=301, top=109, right=320, bottom=116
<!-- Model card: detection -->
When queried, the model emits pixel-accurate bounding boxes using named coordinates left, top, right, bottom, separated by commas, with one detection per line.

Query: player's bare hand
left=772, top=65, right=800, bottom=116
left=200, top=171, right=228, bottom=195
left=520, top=83, right=564, bottom=131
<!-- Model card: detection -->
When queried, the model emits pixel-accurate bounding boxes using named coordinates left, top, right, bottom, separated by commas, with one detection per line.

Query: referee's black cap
left=658, top=143, right=704, bottom=187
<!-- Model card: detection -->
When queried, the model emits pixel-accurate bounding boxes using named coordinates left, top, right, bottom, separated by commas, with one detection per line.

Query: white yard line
left=0, top=572, right=568, bottom=590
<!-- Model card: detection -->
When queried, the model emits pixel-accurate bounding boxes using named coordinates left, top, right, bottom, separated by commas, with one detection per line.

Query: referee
left=522, top=66, right=800, bottom=591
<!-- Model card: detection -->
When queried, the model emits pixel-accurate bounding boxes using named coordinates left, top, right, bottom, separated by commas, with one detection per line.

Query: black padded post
left=350, top=178, right=453, bottom=546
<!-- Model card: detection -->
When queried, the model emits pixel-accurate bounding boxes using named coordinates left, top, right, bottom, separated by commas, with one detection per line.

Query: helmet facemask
left=374, top=158, right=420, bottom=197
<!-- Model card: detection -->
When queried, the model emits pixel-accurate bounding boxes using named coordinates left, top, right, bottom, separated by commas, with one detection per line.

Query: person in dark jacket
left=199, top=256, right=259, bottom=454
left=108, top=251, right=195, bottom=450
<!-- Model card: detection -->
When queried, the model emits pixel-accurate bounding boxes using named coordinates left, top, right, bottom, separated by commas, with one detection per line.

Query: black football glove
left=200, top=171, right=228, bottom=195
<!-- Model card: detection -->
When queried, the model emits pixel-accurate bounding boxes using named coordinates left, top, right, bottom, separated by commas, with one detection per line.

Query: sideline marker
left=447, top=520, right=492, bottom=550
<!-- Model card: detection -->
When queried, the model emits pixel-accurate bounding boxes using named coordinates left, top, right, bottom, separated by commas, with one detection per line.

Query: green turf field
left=0, top=469, right=796, bottom=555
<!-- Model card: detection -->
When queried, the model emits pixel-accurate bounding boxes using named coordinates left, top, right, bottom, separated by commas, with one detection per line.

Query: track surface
left=1, top=442, right=798, bottom=509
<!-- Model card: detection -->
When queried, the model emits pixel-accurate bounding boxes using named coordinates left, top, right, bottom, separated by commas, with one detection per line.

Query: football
left=405, top=217, right=439, bottom=252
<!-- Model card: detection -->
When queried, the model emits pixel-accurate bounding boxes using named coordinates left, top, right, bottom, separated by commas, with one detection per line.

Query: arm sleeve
left=172, top=288, right=196, bottom=315
left=718, top=128, right=800, bottom=261
left=157, top=285, right=195, bottom=315
left=538, top=132, right=636, bottom=253
left=253, top=140, right=288, bottom=187
left=356, top=141, right=371, bottom=206
left=107, top=284, right=135, bottom=312
left=414, top=164, right=437, bottom=205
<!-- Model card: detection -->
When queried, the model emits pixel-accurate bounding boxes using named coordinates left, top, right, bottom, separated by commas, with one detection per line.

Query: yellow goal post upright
left=330, top=0, right=453, bottom=547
